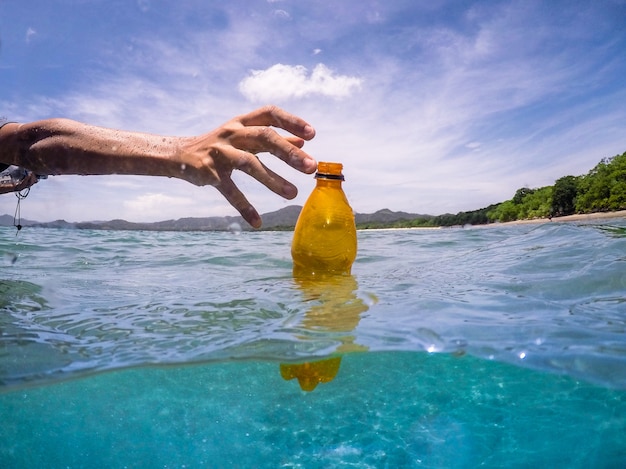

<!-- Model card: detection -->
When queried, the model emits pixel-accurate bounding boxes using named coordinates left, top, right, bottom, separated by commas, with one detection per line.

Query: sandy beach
left=361, top=210, right=626, bottom=231
left=495, top=210, right=626, bottom=226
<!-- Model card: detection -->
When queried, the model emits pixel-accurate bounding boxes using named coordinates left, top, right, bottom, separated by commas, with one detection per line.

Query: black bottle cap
left=315, top=172, right=345, bottom=181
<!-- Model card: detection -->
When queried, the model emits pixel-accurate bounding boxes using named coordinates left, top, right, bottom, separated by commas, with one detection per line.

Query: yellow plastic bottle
left=282, top=162, right=358, bottom=392
left=291, top=162, right=357, bottom=278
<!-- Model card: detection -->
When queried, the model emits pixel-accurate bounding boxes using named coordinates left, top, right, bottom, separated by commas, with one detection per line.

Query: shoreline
left=3, top=209, right=625, bottom=233
left=360, top=210, right=626, bottom=232
left=492, top=210, right=626, bottom=227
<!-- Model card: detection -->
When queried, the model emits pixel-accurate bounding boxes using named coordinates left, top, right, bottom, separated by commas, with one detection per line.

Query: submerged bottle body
left=291, top=162, right=357, bottom=277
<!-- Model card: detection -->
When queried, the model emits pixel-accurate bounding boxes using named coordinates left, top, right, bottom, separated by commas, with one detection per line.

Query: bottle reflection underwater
left=280, top=357, right=342, bottom=393
left=281, top=162, right=366, bottom=392
left=279, top=274, right=369, bottom=391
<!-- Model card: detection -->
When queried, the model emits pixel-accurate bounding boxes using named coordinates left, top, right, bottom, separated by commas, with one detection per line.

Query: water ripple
left=2, top=220, right=626, bottom=389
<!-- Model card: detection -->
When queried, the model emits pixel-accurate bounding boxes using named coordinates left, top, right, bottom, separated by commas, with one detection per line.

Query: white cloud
left=123, top=193, right=198, bottom=221
left=238, top=64, right=362, bottom=102
left=25, top=27, right=37, bottom=44
left=273, top=9, right=291, bottom=20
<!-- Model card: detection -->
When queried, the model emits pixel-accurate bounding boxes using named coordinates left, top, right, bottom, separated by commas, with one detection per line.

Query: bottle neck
left=315, top=170, right=344, bottom=188
left=315, top=177, right=343, bottom=188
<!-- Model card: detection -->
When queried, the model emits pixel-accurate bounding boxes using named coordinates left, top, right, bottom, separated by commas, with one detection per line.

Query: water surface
left=1, top=222, right=625, bottom=467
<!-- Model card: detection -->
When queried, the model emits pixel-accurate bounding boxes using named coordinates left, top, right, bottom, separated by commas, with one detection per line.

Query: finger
left=238, top=105, right=316, bottom=140
left=221, top=145, right=297, bottom=199
left=285, top=136, right=305, bottom=149
left=232, top=126, right=316, bottom=173
left=216, top=177, right=262, bottom=229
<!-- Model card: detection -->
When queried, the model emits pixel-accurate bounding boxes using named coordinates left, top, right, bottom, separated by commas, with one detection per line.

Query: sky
left=1, top=0, right=625, bottom=223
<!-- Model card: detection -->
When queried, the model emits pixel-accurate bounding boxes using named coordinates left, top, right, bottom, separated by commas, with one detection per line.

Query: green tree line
left=488, top=150, right=626, bottom=223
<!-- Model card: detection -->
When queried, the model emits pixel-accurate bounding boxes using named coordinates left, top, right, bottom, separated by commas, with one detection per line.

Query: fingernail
left=303, top=125, right=315, bottom=139
left=244, top=207, right=262, bottom=228
left=304, top=157, right=317, bottom=172
left=283, top=184, right=298, bottom=199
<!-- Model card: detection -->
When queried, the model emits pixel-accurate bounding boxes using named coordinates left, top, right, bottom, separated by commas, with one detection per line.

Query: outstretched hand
left=0, top=106, right=317, bottom=228
left=178, top=106, right=317, bottom=228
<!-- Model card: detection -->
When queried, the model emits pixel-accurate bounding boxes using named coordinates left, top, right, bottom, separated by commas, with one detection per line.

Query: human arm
left=0, top=106, right=317, bottom=227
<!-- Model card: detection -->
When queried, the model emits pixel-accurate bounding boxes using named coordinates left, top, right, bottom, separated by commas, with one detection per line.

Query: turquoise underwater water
left=1, top=221, right=626, bottom=467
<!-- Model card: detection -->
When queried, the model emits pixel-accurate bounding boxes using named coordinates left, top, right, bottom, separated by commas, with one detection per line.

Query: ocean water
left=1, top=221, right=625, bottom=468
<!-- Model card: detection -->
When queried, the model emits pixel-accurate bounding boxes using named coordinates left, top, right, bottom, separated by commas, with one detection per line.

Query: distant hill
left=355, top=208, right=429, bottom=224
left=0, top=214, right=38, bottom=228
left=0, top=206, right=431, bottom=232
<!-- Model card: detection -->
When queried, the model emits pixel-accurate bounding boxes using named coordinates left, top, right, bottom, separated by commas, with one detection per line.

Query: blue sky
left=1, top=0, right=625, bottom=223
